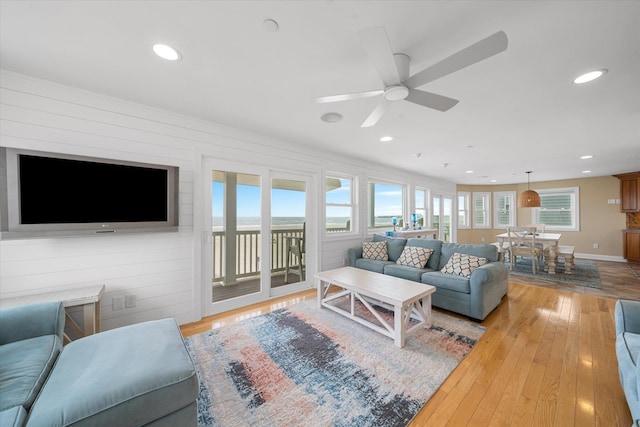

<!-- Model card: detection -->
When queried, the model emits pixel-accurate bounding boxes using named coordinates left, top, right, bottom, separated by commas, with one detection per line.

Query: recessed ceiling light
left=153, top=44, right=181, bottom=61
left=582, top=170, right=592, bottom=174
left=465, top=170, right=474, bottom=174
left=414, top=153, right=422, bottom=158
left=320, top=112, right=342, bottom=123
left=490, top=179, right=497, bottom=183
left=580, top=155, right=594, bottom=159
left=379, top=136, right=393, bottom=142
left=263, top=18, right=279, bottom=32
left=573, top=69, right=607, bottom=84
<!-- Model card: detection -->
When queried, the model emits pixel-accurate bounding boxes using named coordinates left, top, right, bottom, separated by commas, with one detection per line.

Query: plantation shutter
left=538, top=193, right=573, bottom=226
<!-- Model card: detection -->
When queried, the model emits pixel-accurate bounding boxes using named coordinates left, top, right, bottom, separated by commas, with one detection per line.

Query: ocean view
left=212, top=216, right=351, bottom=229
left=211, top=216, right=406, bottom=230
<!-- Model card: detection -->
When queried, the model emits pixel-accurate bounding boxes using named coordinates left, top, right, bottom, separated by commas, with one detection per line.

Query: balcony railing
left=212, top=226, right=353, bottom=283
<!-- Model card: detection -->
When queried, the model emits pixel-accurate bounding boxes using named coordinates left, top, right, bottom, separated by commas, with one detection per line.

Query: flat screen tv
left=0, top=148, right=179, bottom=238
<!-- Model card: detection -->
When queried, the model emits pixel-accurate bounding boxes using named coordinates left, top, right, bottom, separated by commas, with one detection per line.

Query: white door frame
left=269, top=170, right=314, bottom=298
left=201, top=158, right=314, bottom=316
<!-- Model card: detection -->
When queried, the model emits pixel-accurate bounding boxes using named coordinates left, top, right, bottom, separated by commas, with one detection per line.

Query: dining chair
left=507, top=226, right=541, bottom=273
left=525, top=223, right=546, bottom=264
left=284, top=222, right=305, bottom=283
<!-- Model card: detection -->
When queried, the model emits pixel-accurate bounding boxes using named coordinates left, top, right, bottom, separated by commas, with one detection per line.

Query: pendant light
left=517, top=171, right=541, bottom=208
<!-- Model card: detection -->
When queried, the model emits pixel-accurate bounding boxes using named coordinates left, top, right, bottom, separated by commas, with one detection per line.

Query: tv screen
left=0, top=148, right=179, bottom=238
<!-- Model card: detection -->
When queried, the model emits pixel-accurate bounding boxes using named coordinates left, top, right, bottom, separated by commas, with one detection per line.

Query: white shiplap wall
left=0, top=70, right=455, bottom=329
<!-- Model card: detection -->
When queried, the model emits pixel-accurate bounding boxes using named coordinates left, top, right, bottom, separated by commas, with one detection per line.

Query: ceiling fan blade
left=405, top=89, right=459, bottom=112
left=357, top=26, right=401, bottom=86
left=315, top=89, right=384, bottom=104
left=404, top=31, right=508, bottom=89
left=361, top=99, right=390, bottom=128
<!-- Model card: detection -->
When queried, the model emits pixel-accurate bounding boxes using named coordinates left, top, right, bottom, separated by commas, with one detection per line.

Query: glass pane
left=497, top=195, right=511, bottom=226
left=369, top=182, right=403, bottom=229
left=539, top=193, right=573, bottom=226
left=326, top=177, right=350, bottom=204
left=443, top=197, right=452, bottom=243
left=326, top=206, right=351, bottom=232
left=433, top=197, right=440, bottom=237
left=539, top=211, right=572, bottom=226
left=458, top=195, right=466, bottom=226
left=458, top=212, right=467, bottom=226
left=541, top=194, right=572, bottom=209
left=211, top=170, right=261, bottom=302
left=415, top=209, right=426, bottom=228
left=273, top=178, right=306, bottom=285
left=326, top=177, right=351, bottom=233
left=416, top=190, right=425, bottom=209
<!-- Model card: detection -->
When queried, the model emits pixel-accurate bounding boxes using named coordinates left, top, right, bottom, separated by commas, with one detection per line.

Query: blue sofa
left=0, top=301, right=199, bottom=427
left=348, top=235, right=509, bottom=321
left=615, top=299, right=640, bottom=426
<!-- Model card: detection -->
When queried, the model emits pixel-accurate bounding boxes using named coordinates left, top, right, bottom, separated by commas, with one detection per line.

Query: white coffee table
left=314, top=267, right=436, bottom=348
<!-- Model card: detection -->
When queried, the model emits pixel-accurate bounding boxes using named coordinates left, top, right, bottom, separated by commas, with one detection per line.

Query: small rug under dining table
left=505, top=258, right=602, bottom=288
left=184, top=298, right=486, bottom=427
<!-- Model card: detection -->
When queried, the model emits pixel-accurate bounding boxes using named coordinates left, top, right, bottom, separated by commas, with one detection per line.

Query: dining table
left=495, top=232, right=563, bottom=274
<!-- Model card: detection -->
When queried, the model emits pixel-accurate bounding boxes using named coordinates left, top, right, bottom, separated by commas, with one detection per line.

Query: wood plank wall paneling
left=0, top=74, right=198, bottom=328
left=1, top=71, right=455, bottom=329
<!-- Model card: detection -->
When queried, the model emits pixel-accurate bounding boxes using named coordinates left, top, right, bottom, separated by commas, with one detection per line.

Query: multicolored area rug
left=185, top=299, right=485, bottom=427
left=506, top=258, right=602, bottom=288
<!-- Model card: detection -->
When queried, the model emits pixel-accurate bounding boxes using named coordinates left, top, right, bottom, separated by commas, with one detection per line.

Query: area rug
left=184, top=299, right=485, bottom=427
left=505, top=258, right=602, bottom=289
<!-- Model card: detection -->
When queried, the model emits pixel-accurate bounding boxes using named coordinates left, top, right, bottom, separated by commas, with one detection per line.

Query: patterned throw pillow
left=440, top=252, right=489, bottom=277
left=396, top=246, right=434, bottom=268
left=362, top=241, right=388, bottom=261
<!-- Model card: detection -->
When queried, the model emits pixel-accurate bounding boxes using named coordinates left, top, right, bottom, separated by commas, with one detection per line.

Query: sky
left=212, top=180, right=404, bottom=218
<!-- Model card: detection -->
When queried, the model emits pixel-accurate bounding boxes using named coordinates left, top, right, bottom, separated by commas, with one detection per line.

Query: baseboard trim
left=575, top=253, right=626, bottom=262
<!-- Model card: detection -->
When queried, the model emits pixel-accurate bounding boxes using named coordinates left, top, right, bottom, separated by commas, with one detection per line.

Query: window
left=532, top=187, right=580, bottom=231
left=325, top=174, right=356, bottom=235
left=458, top=192, right=470, bottom=229
left=494, top=191, right=516, bottom=228
left=415, top=187, right=429, bottom=228
left=368, top=180, right=404, bottom=230
left=472, top=192, right=491, bottom=229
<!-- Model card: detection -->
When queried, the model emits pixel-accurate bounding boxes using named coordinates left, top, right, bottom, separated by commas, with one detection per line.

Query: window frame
left=531, top=187, right=580, bottom=232
left=457, top=191, right=470, bottom=229
left=324, top=172, right=358, bottom=239
left=415, top=187, right=430, bottom=229
left=493, top=191, right=516, bottom=229
left=472, top=192, right=491, bottom=229
left=367, top=178, right=406, bottom=233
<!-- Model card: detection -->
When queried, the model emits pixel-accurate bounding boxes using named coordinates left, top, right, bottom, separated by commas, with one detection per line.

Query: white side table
left=0, top=285, right=105, bottom=342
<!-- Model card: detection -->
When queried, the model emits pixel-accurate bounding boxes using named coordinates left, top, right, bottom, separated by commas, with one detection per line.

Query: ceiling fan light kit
left=315, top=27, right=508, bottom=128
left=517, top=171, right=541, bottom=208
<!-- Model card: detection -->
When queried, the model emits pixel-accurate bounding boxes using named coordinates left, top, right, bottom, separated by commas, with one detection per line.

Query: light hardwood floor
left=180, top=260, right=640, bottom=426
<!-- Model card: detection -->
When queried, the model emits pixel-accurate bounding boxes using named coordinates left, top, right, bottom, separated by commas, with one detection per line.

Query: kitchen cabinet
left=624, top=231, right=640, bottom=263
left=615, top=172, right=640, bottom=212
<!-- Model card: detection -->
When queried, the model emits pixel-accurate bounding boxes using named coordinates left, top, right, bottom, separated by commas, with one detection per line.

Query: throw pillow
left=362, top=241, right=388, bottom=261
left=440, top=252, right=488, bottom=277
left=396, top=246, right=434, bottom=268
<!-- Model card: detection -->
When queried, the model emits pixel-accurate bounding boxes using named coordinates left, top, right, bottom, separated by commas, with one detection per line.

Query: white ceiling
left=1, top=1, right=639, bottom=185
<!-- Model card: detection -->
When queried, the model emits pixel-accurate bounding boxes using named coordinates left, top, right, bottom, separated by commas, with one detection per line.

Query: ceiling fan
left=315, top=27, right=508, bottom=127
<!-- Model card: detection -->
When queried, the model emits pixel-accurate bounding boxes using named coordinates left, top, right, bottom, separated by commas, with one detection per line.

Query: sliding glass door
left=270, top=174, right=309, bottom=295
left=202, top=159, right=312, bottom=315
left=432, top=194, right=454, bottom=242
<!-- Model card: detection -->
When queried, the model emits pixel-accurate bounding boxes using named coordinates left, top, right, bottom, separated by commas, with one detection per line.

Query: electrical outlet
left=593, top=243, right=599, bottom=249
left=481, top=237, right=485, bottom=242
left=112, top=296, right=124, bottom=310
left=125, top=295, right=136, bottom=308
